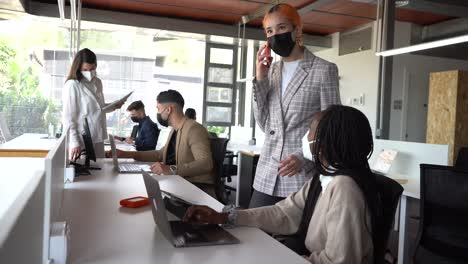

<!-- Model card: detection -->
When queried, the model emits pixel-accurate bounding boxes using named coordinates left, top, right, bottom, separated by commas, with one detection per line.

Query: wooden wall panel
left=426, top=70, right=458, bottom=165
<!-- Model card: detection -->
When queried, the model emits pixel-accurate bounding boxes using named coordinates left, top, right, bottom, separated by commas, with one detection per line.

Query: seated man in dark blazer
left=115, top=100, right=160, bottom=151
left=115, top=90, right=215, bottom=196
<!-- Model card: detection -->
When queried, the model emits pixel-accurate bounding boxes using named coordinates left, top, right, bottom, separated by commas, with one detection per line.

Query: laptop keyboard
left=120, top=164, right=149, bottom=172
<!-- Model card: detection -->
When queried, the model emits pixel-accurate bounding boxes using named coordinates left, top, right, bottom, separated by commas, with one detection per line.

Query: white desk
left=63, top=159, right=308, bottom=264
left=0, top=158, right=46, bottom=263
left=0, top=133, right=58, bottom=157
left=227, top=141, right=261, bottom=155
left=226, top=141, right=262, bottom=208
left=0, top=158, right=45, bottom=245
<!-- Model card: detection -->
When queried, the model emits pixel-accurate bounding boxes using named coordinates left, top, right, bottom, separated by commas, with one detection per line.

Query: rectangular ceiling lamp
left=376, top=33, right=468, bottom=57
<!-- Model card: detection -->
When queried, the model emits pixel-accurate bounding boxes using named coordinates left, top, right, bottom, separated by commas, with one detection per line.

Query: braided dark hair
left=313, top=105, right=384, bottom=263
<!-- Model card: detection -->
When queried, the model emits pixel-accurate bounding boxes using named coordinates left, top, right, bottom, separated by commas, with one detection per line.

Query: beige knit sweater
left=236, top=176, right=373, bottom=264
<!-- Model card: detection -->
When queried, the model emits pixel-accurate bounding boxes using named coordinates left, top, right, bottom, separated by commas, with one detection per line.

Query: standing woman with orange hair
left=250, top=4, right=341, bottom=207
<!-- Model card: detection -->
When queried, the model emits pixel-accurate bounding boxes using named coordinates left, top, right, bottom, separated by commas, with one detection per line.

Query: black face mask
left=267, top=31, right=296, bottom=57
left=157, top=110, right=169, bottom=127
left=130, top=117, right=140, bottom=123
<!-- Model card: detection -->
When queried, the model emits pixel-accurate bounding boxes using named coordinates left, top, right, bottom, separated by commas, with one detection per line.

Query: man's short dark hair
left=156, top=89, right=185, bottom=108
left=127, top=100, right=145, bottom=111
left=185, top=108, right=196, bottom=119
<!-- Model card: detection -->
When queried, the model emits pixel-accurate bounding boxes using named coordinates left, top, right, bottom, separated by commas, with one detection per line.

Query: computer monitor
left=82, top=118, right=96, bottom=168
left=70, top=118, right=100, bottom=176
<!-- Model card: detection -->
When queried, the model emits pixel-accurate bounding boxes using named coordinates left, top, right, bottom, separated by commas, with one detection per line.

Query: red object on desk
left=120, top=196, right=150, bottom=208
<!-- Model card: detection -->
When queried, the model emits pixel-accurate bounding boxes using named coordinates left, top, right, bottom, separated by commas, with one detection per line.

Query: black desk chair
left=455, top=147, right=468, bottom=170
left=223, top=150, right=238, bottom=192
left=413, top=164, right=468, bottom=264
left=210, top=137, right=230, bottom=204
left=131, top=125, right=139, bottom=138
left=374, top=173, right=404, bottom=264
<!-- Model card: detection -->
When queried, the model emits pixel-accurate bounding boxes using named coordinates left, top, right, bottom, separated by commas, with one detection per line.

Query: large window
left=0, top=16, right=67, bottom=137
left=0, top=15, right=207, bottom=140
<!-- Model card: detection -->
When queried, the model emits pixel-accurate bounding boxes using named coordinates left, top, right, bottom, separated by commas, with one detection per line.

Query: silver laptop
left=109, top=135, right=152, bottom=173
left=142, top=171, right=240, bottom=247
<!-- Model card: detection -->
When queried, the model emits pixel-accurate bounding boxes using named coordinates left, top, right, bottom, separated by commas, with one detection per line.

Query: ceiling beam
left=240, top=0, right=337, bottom=25
left=421, top=17, right=468, bottom=42
left=28, top=1, right=331, bottom=48
left=239, top=0, right=287, bottom=25
left=398, top=0, right=468, bottom=17
left=297, top=0, right=337, bottom=15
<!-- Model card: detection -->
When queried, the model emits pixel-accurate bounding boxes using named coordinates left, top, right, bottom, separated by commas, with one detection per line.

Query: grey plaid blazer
left=252, top=49, right=341, bottom=197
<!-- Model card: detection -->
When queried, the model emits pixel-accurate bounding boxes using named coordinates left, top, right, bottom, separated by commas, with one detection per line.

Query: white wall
left=389, top=22, right=468, bottom=142
left=315, top=24, right=380, bottom=133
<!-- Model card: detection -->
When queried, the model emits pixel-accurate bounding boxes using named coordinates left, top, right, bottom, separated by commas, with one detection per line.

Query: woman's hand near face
left=256, top=43, right=273, bottom=81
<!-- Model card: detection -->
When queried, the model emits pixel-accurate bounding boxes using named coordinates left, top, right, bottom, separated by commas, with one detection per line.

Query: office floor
left=225, top=190, right=421, bottom=264
left=388, top=197, right=421, bottom=264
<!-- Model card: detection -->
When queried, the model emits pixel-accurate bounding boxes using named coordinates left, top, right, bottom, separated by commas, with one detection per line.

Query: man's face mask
left=267, top=31, right=296, bottom=57
left=157, top=107, right=170, bottom=127
left=130, top=116, right=140, bottom=123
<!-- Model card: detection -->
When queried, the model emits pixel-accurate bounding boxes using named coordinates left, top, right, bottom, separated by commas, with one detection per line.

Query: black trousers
left=248, top=190, right=285, bottom=208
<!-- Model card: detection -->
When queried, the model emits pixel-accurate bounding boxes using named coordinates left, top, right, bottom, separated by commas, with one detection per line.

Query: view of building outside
left=0, top=12, right=260, bottom=144
left=0, top=14, right=212, bottom=140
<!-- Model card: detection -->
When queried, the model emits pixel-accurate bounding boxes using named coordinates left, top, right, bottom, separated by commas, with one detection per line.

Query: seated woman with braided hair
left=183, top=105, right=385, bottom=264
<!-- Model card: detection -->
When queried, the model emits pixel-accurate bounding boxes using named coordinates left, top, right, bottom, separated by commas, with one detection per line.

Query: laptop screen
left=108, top=135, right=119, bottom=169
left=142, top=171, right=175, bottom=244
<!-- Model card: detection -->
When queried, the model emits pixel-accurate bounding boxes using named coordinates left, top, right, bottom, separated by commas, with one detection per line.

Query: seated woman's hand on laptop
left=183, top=205, right=228, bottom=225
left=151, top=162, right=171, bottom=175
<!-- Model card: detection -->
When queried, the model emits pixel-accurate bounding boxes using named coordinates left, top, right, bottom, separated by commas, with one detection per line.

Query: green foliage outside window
left=207, top=126, right=226, bottom=136
left=0, top=39, right=58, bottom=137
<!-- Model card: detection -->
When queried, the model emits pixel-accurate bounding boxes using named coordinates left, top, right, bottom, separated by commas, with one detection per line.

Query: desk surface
left=63, top=159, right=308, bottom=264
left=227, top=141, right=262, bottom=155
left=387, top=173, right=420, bottom=199
left=401, top=180, right=419, bottom=199
left=0, top=158, right=44, bottom=246
left=0, top=134, right=58, bottom=156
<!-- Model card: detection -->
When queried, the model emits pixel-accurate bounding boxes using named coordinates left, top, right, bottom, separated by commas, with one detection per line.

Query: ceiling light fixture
left=376, top=33, right=468, bottom=57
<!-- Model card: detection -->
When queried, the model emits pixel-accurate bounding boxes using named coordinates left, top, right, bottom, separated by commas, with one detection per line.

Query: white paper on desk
left=372, top=149, right=398, bottom=174
left=102, top=90, right=133, bottom=112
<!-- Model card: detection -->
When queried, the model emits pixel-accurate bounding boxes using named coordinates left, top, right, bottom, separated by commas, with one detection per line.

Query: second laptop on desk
left=142, top=171, right=240, bottom=247
left=109, top=135, right=152, bottom=173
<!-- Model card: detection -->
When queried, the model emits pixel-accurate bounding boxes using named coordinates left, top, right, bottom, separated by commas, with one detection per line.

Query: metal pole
left=376, top=0, right=395, bottom=139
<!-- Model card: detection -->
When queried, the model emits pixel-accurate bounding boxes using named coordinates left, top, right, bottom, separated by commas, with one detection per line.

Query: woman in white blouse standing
left=62, top=48, right=124, bottom=160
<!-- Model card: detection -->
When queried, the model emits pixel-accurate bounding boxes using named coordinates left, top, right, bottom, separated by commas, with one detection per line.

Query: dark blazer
left=134, top=116, right=160, bottom=151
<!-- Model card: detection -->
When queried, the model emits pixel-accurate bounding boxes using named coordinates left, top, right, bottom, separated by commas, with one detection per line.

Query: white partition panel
left=43, top=131, right=67, bottom=264
left=370, top=139, right=449, bottom=177
left=302, top=137, right=449, bottom=175
left=0, top=158, right=46, bottom=263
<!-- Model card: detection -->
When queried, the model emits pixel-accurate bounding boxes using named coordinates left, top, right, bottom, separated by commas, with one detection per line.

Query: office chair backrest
left=209, top=137, right=229, bottom=204
left=455, top=148, right=468, bottom=170
left=414, top=164, right=468, bottom=262
left=130, top=125, right=139, bottom=138
left=0, top=112, right=13, bottom=142
left=374, top=173, right=403, bottom=264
